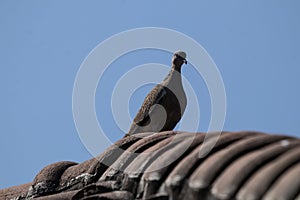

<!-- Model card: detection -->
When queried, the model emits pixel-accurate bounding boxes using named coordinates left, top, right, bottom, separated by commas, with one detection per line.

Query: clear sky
left=1, top=0, right=300, bottom=189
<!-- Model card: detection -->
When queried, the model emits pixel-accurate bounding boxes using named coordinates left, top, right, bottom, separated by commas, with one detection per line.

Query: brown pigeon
left=127, top=51, right=187, bottom=136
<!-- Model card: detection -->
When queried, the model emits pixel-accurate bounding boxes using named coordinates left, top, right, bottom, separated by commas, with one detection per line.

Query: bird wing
left=133, top=85, right=167, bottom=126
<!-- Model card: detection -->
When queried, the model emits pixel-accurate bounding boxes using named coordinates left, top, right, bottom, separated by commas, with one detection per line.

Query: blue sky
left=1, top=0, right=300, bottom=189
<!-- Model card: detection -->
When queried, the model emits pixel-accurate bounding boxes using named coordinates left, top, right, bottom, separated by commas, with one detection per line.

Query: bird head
left=172, top=51, right=187, bottom=66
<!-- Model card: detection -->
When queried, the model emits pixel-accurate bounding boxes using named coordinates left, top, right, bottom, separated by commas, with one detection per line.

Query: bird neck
left=172, top=63, right=183, bottom=73
left=162, top=65, right=183, bottom=87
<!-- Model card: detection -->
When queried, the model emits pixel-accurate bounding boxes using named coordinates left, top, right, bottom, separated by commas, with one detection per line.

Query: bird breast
left=162, top=71, right=187, bottom=115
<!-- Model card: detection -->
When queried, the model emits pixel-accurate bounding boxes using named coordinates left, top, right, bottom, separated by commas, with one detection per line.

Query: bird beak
left=184, top=60, right=187, bottom=64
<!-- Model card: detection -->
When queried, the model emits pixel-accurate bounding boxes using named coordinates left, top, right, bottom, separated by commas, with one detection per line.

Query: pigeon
left=127, top=51, right=187, bottom=136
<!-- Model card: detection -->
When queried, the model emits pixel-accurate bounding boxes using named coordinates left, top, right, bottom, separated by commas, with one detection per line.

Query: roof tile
left=1, top=131, right=299, bottom=200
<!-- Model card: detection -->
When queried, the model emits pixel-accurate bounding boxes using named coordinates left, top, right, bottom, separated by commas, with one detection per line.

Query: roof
left=1, top=131, right=300, bottom=200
